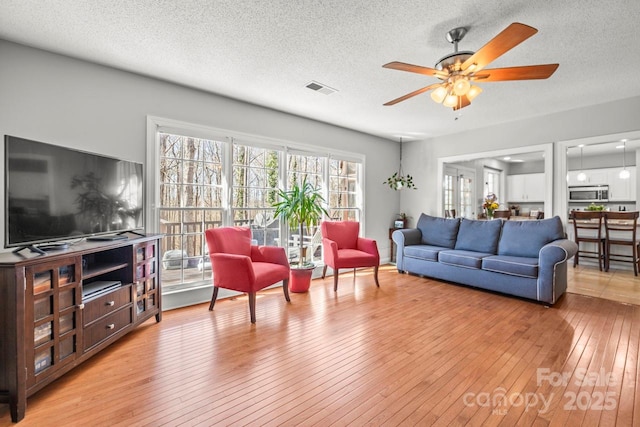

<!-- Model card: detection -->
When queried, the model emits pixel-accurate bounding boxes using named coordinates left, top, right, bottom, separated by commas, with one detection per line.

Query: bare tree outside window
left=156, top=131, right=362, bottom=291
left=159, top=133, right=224, bottom=288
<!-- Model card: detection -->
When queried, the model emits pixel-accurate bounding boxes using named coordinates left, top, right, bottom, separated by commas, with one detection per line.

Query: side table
left=389, top=228, right=403, bottom=263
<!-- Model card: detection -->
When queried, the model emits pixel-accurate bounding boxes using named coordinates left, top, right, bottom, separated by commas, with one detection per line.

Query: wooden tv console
left=0, top=234, right=162, bottom=422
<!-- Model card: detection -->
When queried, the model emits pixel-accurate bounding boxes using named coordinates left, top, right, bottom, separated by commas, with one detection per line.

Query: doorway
left=437, top=143, right=553, bottom=219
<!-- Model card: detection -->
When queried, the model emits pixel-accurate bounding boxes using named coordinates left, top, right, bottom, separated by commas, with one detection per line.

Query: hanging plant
left=383, top=137, right=417, bottom=191
left=383, top=172, right=417, bottom=190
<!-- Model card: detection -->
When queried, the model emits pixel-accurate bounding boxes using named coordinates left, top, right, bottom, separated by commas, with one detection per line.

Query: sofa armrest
left=392, top=228, right=422, bottom=246
left=391, top=228, right=422, bottom=271
left=539, top=239, right=578, bottom=265
left=537, top=239, right=579, bottom=303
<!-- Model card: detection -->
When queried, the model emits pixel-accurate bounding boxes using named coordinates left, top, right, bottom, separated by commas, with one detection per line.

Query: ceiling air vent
left=305, top=81, right=338, bottom=95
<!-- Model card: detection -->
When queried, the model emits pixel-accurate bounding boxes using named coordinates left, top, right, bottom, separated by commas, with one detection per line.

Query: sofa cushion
left=416, top=214, right=461, bottom=249
left=498, top=216, right=565, bottom=258
left=439, top=249, right=493, bottom=269
left=403, top=245, right=447, bottom=261
left=454, top=218, right=502, bottom=254
left=482, top=255, right=539, bottom=279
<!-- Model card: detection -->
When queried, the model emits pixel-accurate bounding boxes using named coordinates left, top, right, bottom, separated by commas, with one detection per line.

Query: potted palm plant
left=272, top=176, right=329, bottom=292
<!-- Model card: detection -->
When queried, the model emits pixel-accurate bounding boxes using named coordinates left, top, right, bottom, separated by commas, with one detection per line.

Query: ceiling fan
left=382, top=22, right=559, bottom=110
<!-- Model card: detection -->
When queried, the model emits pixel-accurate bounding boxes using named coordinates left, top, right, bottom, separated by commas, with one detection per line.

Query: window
left=158, top=133, right=224, bottom=288
left=443, top=173, right=454, bottom=212
left=444, top=165, right=476, bottom=219
left=484, top=167, right=501, bottom=201
left=232, top=143, right=281, bottom=246
left=149, top=118, right=364, bottom=297
left=328, top=158, right=360, bottom=221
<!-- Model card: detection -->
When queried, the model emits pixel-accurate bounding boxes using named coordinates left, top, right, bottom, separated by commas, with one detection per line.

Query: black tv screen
left=5, top=135, right=144, bottom=248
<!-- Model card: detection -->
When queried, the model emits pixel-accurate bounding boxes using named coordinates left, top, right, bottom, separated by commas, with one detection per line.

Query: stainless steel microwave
left=568, top=185, right=609, bottom=202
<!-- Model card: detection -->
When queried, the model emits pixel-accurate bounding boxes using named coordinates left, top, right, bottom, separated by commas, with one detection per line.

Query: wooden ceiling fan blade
left=478, top=64, right=559, bottom=81
left=383, top=83, right=443, bottom=106
left=383, top=61, right=447, bottom=78
left=452, top=95, right=471, bottom=111
left=461, top=23, right=538, bottom=72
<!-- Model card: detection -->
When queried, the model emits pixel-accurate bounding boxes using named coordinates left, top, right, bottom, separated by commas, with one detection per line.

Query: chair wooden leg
left=248, top=292, right=257, bottom=323
left=282, top=278, right=291, bottom=302
left=322, top=265, right=328, bottom=279
left=598, top=239, right=603, bottom=271
left=208, top=286, right=219, bottom=311
left=573, top=243, right=578, bottom=268
left=333, top=269, right=339, bottom=292
left=634, top=244, right=638, bottom=277
left=373, top=265, right=380, bottom=287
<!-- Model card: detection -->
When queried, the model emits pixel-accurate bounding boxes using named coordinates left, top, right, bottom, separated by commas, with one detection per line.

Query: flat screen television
left=5, top=135, right=144, bottom=249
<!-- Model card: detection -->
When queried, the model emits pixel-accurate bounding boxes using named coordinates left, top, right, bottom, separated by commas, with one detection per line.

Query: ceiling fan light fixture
left=443, top=94, right=459, bottom=108
left=466, top=85, right=483, bottom=101
left=452, top=77, right=471, bottom=96
left=430, top=86, right=448, bottom=103
left=382, top=23, right=558, bottom=109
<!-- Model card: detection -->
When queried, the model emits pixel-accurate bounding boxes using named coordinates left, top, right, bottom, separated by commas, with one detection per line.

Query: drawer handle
left=106, top=324, right=115, bottom=330
left=77, top=303, right=85, bottom=310
left=106, top=301, right=115, bottom=307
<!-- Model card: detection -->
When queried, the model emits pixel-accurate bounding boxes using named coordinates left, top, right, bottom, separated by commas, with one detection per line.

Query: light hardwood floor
left=568, top=262, right=640, bottom=305
left=2, top=264, right=640, bottom=426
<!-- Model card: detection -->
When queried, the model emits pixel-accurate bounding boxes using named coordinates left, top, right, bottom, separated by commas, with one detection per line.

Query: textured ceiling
left=1, top=0, right=640, bottom=142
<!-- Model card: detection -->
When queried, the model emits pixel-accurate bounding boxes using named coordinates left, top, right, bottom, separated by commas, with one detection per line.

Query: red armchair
left=321, top=221, right=380, bottom=291
left=205, top=227, right=290, bottom=323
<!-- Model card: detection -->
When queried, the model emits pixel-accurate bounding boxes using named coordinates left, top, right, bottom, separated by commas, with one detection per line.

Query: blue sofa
left=392, top=214, right=578, bottom=304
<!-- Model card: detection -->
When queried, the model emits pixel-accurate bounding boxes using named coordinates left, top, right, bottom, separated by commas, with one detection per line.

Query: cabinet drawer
left=83, top=306, right=133, bottom=351
left=83, top=285, right=132, bottom=326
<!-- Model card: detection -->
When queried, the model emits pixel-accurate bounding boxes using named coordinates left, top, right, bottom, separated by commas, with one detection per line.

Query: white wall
left=401, top=96, right=640, bottom=222
left=0, top=40, right=400, bottom=257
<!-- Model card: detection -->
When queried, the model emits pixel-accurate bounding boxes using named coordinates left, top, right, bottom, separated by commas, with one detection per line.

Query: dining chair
left=321, top=221, right=380, bottom=291
left=205, top=227, right=291, bottom=323
left=570, top=210, right=606, bottom=271
left=604, top=211, right=640, bottom=276
left=493, top=210, right=511, bottom=219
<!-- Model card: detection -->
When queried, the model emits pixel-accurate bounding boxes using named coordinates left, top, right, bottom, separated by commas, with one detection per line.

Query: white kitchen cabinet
left=567, top=169, right=608, bottom=186
left=507, top=173, right=545, bottom=202
left=607, top=166, right=636, bottom=201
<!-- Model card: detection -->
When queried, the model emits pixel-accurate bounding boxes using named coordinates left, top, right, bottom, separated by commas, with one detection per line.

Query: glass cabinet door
left=26, top=257, right=81, bottom=385
left=134, top=242, right=159, bottom=322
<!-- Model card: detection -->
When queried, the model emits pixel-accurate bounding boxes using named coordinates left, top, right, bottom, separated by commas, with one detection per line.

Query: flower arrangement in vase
left=482, top=193, right=499, bottom=219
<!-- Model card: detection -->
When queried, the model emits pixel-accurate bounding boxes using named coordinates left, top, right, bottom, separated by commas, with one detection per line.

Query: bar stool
left=604, top=211, right=640, bottom=276
left=571, top=210, right=606, bottom=271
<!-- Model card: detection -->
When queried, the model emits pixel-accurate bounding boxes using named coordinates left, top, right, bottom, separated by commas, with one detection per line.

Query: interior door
left=444, top=165, right=476, bottom=219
